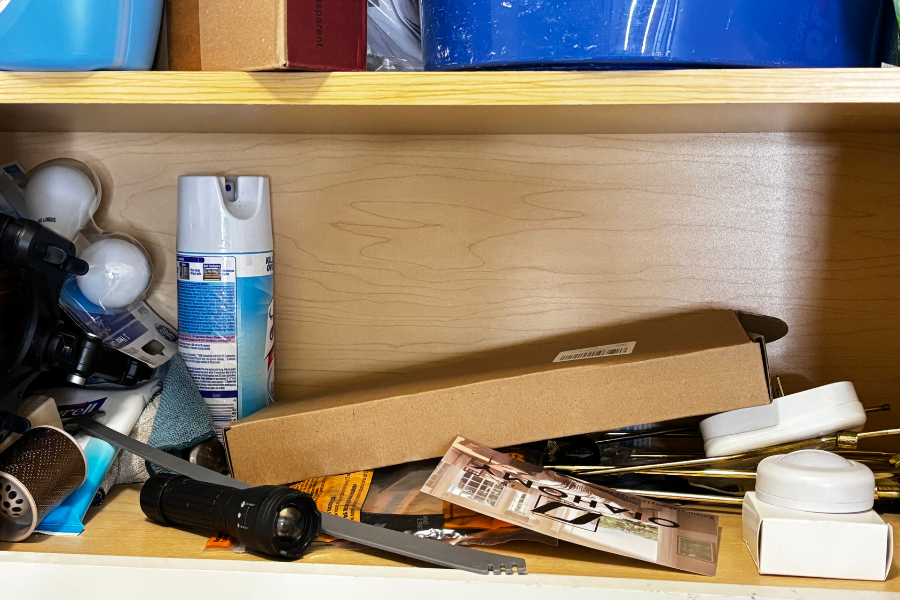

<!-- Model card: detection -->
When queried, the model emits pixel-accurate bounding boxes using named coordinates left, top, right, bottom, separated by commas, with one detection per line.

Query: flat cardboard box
left=168, top=0, right=366, bottom=71
left=742, top=492, right=893, bottom=581
left=225, top=310, right=775, bottom=485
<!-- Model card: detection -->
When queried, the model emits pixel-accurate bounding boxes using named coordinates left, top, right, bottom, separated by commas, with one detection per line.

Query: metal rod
left=569, top=427, right=900, bottom=476
left=612, top=483, right=900, bottom=505
left=553, top=449, right=896, bottom=472
left=835, top=451, right=898, bottom=458
left=564, top=436, right=838, bottom=476
left=611, top=469, right=758, bottom=479
left=857, top=428, right=900, bottom=439
left=594, top=426, right=698, bottom=445
left=628, top=453, right=706, bottom=459
left=611, top=468, right=900, bottom=480
left=611, top=488, right=744, bottom=506
left=551, top=453, right=706, bottom=471
left=865, top=404, right=892, bottom=413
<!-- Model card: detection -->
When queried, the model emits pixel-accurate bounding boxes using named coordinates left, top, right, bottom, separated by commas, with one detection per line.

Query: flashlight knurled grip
left=141, top=474, right=231, bottom=532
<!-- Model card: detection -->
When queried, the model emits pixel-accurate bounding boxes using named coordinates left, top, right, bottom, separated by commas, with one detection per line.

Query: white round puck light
left=756, top=450, right=875, bottom=514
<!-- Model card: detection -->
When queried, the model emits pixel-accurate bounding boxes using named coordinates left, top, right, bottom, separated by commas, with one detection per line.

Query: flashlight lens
left=276, top=506, right=304, bottom=540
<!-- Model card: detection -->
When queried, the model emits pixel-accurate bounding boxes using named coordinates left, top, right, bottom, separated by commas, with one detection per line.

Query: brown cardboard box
left=169, top=0, right=366, bottom=71
left=225, top=310, right=777, bottom=485
left=166, top=0, right=201, bottom=71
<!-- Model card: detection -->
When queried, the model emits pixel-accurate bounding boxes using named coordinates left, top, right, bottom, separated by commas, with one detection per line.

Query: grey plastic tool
left=72, top=414, right=526, bottom=575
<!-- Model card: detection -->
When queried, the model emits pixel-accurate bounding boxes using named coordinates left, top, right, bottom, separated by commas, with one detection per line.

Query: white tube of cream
left=34, top=379, right=159, bottom=536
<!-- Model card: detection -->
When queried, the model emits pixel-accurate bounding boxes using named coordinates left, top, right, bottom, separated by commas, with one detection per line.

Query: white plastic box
left=742, top=492, right=893, bottom=581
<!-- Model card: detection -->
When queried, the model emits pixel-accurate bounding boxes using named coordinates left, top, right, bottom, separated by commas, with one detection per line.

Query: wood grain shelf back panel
left=2, top=129, right=899, bottom=446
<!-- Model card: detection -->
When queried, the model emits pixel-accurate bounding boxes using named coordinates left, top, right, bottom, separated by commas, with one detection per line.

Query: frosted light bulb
left=76, top=238, right=152, bottom=309
left=23, top=165, right=98, bottom=240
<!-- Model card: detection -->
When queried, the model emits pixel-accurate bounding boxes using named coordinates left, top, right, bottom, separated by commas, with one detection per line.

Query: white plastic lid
left=177, top=176, right=273, bottom=254
left=756, top=450, right=875, bottom=514
left=700, top=381, right=860, bottom=441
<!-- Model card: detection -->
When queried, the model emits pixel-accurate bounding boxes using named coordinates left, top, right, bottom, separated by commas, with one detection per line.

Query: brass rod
left=629, top=453, right=706, bottom=458
left=554, top=428, right=900, bottom=476
left=857, top=428, right=900, bottom=440
left=611, top=488, right=743, bottom=506
left=624, top=469, right=900, bottom=480
left=835, top=451, right=897, bottom=457
left=574, top=427, right=900, bottom=476
left=570, top=436, right=837, bottom=476
left=616, top=469, right=757, bottom=479
left=615, top=486, right=900, bottom=503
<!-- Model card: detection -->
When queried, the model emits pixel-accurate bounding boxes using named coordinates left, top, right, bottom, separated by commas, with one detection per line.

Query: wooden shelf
left=0, top=69, right=899, bottom=134
left=2, top=484, right=898, bottom=596
left=2, top=70, right=900, bottom=597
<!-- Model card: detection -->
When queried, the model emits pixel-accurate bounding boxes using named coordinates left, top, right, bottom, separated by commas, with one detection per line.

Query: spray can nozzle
left=223, top=178, right=237, bottom=202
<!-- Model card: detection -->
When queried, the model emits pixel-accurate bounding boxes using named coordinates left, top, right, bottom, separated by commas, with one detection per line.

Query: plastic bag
left=886, top=0, right=900, bottom=66
left=367, top=0, right=423, bottom=71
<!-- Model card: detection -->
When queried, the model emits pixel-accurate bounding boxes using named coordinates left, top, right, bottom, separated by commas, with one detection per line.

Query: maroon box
left=189, top=0, right=366, bottom=71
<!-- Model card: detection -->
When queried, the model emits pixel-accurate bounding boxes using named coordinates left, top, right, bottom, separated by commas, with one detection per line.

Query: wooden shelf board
left=1, top=485, right=897, bottom=593
left=3, top=70, right=900, bottom=106
left=0, top=70, right=899, bottom=134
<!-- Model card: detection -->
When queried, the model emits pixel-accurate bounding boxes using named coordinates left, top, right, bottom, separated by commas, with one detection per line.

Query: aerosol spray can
left=176, top=176, right=275, bottom=441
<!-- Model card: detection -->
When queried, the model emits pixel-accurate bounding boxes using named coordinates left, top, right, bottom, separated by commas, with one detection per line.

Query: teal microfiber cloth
left=146, top=354, right=216, bottom=475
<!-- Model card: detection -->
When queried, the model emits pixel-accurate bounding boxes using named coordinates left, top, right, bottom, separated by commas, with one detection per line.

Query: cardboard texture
left=225, top=310, right=774, bottom=485
left=166, top=0, right=201, bottom=70
left=742, top=492, right=893, bottom=581
left=187, top=0, right=366, bottom=71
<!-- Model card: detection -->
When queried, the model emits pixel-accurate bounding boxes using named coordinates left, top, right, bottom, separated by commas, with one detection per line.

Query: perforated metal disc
left=0, top=473, right=35, bottom=542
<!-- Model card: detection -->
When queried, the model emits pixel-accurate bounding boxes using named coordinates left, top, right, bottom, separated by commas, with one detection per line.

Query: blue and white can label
left=177, top=251, right=274, bottom=441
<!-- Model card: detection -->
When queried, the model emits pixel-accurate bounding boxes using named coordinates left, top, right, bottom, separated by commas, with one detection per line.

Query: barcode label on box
left=553, top=341, right=636, bottom=363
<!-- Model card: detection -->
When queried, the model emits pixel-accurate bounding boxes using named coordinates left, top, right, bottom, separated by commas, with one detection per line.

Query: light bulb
left=76, top=238, right=152, bottom=309
left=23, top=165, right=97, bottom=240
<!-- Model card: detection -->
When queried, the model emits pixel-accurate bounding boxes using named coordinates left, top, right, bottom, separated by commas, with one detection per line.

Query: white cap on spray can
left=176, top=176, right=273, bottom=254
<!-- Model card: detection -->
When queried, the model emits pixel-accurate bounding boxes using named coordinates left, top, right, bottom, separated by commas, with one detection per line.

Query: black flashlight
left=140, top=474, right=321, bottom=559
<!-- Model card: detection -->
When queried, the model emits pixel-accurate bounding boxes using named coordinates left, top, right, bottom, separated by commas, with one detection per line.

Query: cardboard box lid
left=226, top=310, right=774, bottom=485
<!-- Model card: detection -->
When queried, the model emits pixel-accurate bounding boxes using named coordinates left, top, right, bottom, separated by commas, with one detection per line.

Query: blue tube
left=422, top=0, right=886, bottom=70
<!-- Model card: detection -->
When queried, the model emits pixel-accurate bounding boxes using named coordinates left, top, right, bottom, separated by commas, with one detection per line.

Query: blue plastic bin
left=0, top=0, right=164, bottom=70
left=422, top=0, right=887, bottom=70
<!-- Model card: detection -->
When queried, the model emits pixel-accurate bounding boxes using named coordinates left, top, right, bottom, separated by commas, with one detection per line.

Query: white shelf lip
left=0, top=551, right=892, bottom=600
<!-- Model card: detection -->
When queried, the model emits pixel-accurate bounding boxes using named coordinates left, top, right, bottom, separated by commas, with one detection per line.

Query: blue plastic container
left=422, top=0, right=887, bottom=70
left=0, top=0, right=164, bottom=70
